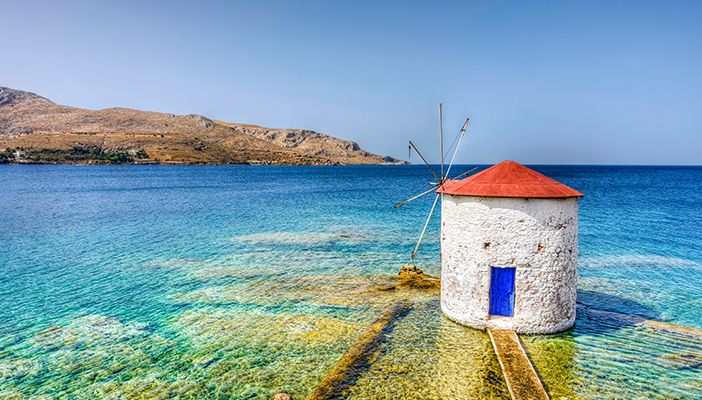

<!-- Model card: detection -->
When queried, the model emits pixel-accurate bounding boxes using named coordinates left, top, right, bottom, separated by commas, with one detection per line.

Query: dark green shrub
left=0, top=148, right=14, bottom=163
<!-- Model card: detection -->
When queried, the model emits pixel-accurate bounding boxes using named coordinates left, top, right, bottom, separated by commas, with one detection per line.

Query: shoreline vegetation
left=0, top=146, right=405, bottom=165
left=0, top=86, right=406, bottom=166
left=0, top=146, right=149, bottom=165
left=0, top=146, right=346, bottom=166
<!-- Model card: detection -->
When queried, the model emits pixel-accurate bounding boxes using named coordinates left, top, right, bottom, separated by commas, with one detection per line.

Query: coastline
left=0, top=159, right=407, bottom=166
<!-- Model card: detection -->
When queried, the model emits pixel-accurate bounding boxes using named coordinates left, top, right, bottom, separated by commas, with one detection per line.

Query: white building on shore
left=438, top=160, right=584, bottom=334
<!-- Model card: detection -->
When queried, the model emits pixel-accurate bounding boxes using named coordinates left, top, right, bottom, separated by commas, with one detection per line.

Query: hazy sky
left=3, top=1, right=701, bottom=164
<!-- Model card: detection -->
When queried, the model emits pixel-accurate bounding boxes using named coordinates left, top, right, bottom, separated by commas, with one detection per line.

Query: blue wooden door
left=489, top=267, right=515, bottom=316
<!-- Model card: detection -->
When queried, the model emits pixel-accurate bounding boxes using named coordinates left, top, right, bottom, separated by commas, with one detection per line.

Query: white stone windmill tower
left=396, top=108, right=583, bottom=334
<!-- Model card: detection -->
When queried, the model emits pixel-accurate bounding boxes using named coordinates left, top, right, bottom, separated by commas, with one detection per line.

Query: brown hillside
left=0, top=87, right=403, bottom=165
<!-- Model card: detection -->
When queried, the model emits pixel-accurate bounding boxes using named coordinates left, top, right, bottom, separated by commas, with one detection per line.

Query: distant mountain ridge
left=0, top=86, right=403, bottom=165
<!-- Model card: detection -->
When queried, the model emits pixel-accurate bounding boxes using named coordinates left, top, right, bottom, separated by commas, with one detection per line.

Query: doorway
left=489, top=267, right=515, bottom=317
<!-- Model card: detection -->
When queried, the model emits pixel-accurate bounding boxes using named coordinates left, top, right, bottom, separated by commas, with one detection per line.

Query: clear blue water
left=0, top=164, right=700, bottom=399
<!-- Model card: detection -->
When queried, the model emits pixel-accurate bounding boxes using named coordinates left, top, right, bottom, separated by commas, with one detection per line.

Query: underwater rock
left=170, top=307, right=366, bottom=399
left=3, top=325, right=179, bottom=399
left=306, top=301, right=413, bottom=400
left=173, top=270, right=441, bottom=313
left=86, top=377, right=206, bottom=398
left=398, top=263, right=424, bottom=278
left=174, top=308, right=362, bottom=350
left=233, top=231, right=367, bottom=246
left=661, top=351, right=702, bottom=369
left=192, top=354, right=219, bottom=368
left=32, top=315, right=149, bottom=349
left=518, top=334, right=577, bottom=399
left=0, top=358, right=41, bottom=379
left=343, top=300, right=511, bottom=399
left=0, top=391, right=23, bottom=400
left=397, top=264, right=441, bottom=291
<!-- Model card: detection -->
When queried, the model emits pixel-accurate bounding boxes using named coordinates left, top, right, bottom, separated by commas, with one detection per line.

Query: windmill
left=395, top=104, right=478, bottom=267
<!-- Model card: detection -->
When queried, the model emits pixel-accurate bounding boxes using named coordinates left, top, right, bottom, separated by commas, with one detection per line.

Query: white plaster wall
left=440, top=195, right=579, bottom=334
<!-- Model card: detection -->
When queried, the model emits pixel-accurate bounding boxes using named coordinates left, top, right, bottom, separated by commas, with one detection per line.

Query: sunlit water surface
left=0, top=165, right=700, bottom=399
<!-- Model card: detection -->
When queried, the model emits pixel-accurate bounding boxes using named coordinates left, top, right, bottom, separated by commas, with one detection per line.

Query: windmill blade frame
left=448, top=166, right=480, bottom=182
left=442, top=126, right=463, bottom=165
left=409, top=140, right=441, bottom=183
left=395, top=105, right=474, bottom=265
left=411, top=192, right=440, bottom=261
left=443, top=117, right=470, bottom=180
left=439, top=103, right=444, bottom=180
left=394, top=185, right=437, bottom=208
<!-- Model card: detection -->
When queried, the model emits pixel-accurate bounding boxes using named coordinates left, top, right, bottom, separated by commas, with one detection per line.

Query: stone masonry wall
left=440, top=195, right=579, bottom=334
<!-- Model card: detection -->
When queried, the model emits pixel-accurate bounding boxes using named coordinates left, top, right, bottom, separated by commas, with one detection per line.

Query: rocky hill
left=0, top=87, right=403, bottom=165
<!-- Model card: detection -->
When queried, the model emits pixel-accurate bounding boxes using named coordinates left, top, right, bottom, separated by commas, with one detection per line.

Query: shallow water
left=0, top=164, right=700, bottom=399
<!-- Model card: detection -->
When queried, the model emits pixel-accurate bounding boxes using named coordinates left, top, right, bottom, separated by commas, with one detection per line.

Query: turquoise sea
left=1, top=164, right=701, bottom=399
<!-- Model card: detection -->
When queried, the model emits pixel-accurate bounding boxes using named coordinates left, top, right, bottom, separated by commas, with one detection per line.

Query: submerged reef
left=3, top=244, right=700, bottom=399
left=233, top=231, right=369, bottom=246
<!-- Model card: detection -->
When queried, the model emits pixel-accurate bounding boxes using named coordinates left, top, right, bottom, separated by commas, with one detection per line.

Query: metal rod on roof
left=439, top=103, right=444, bottom=181
left=448, top=166, right=480, bottom=181
left=442, top=127, right=462, bottom=162
left=443, top=117, right=470, bottom=180
left=394, top=185, right=437, bottom=208
left=411, top=193, right=440, bottom=262
left=409, top=141, right=441, bottom=183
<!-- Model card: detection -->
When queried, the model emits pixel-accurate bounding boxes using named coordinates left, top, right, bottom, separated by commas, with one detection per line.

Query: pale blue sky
left=2, top=0, right=701, bottom=164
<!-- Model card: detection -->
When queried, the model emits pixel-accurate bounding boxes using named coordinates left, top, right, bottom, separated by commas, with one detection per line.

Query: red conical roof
left=437, top=160, right=583, bottom=198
